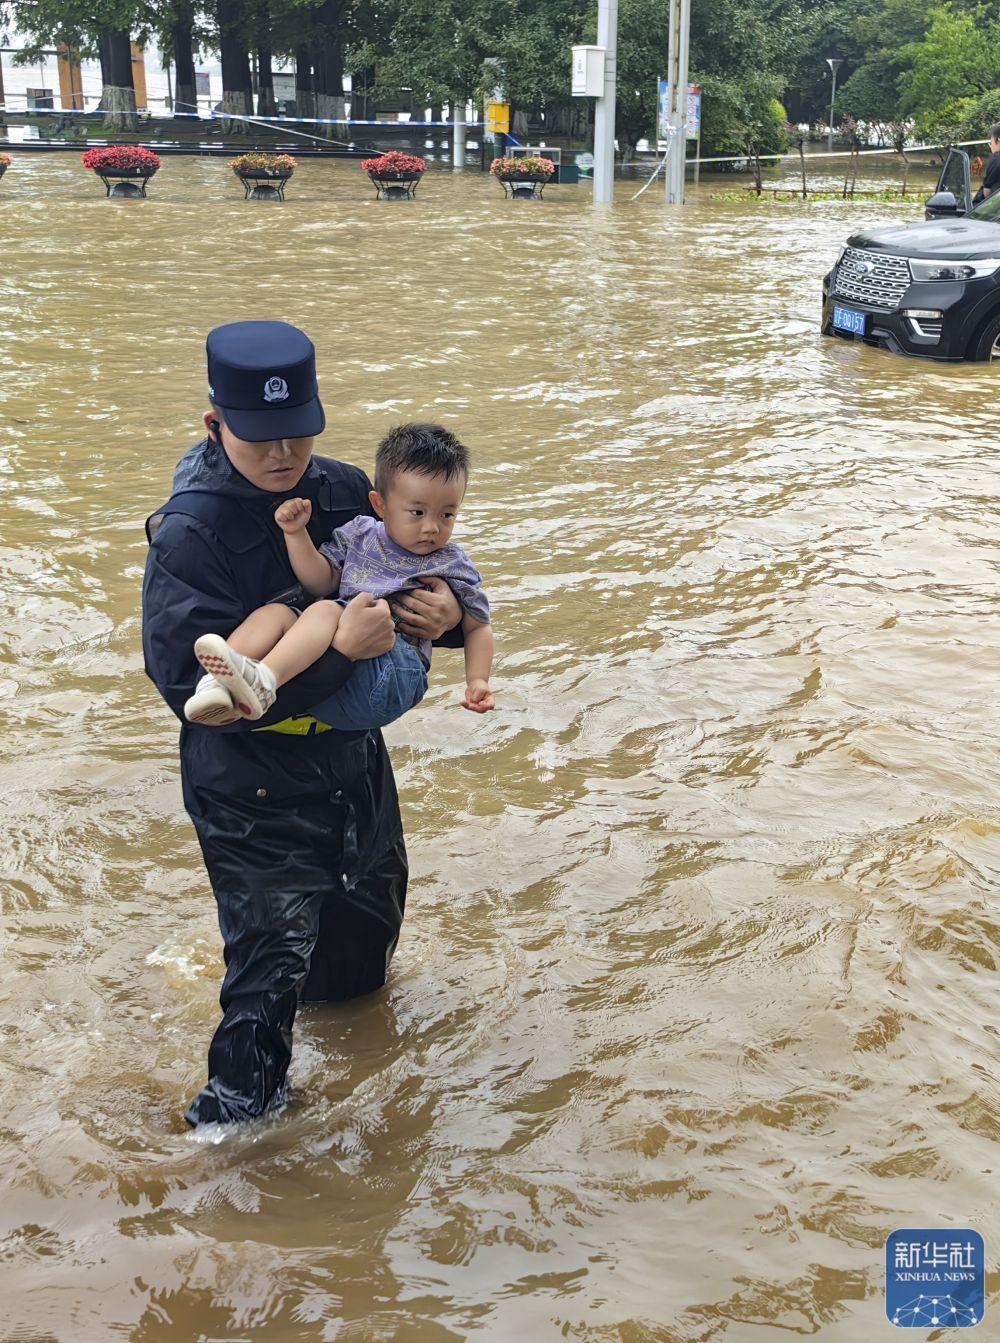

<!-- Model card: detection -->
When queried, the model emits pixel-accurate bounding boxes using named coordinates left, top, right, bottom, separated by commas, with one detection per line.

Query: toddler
left=183, top=422, right=494, bottom=729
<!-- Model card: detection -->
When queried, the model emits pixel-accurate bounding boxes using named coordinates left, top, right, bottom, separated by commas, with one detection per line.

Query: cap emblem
left=263, top=376, right=290, bottom=403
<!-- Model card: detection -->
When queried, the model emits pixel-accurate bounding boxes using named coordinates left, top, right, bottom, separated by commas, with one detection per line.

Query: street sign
left=686, top=84, right=701, bottom=135
left=486, top=101, right=510, bottom=134
left=657, top=80, right=700, bottom=149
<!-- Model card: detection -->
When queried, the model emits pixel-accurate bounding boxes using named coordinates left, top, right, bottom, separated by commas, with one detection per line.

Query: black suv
left=822, top=150, right=1000, bottom=361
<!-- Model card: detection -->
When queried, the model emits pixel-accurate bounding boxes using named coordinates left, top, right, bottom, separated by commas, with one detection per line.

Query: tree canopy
left=4, top=0, right=1000, bottom=154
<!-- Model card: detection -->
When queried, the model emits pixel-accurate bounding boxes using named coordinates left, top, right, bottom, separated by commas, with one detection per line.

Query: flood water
left=1, top=155, right=998, bottom=1341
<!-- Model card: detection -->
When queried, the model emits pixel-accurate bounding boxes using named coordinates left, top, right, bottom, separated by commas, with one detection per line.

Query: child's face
left=370, top=469, right=466, bottom=554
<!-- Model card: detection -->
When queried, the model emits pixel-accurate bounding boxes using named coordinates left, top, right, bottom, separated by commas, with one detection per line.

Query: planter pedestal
left=96, top=168, right=155, bottom=198
left=497, top=174, right=550, bottom=200
left=235, top=170, right=292, bottom=201
left=368, top=172, right=423, bottom=200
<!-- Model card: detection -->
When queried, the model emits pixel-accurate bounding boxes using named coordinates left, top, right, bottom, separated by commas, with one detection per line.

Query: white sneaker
left=193, top=634, right=277, bottom=721
left=184, top=673, right=240, bottom=726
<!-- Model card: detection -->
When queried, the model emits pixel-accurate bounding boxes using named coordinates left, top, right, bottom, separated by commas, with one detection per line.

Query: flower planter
left=362, top=153, right=427, bottom=200
left=82, top=147, right=161, bottom=198
left=234, top=169, right=293, bottom=201
left=490, top=156, right=555, bottom=200
left=230, top=155, right=297, bottom=201
left=368, top=170, right=424, bottom=200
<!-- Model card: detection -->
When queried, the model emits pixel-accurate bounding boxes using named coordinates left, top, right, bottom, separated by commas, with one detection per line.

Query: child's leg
left=227, top=604, right=298, bottom=660
left=192, top=603, right=342, bottom=723
left=186, top=605, right=297, bottom=726
left=260, top=600, right=343, bottom=688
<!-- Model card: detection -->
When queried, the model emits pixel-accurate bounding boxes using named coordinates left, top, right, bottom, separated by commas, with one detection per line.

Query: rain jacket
left=142, top=438, right=408, bottom=1124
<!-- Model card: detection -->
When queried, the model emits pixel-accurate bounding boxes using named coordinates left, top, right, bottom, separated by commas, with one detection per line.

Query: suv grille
left=833, top=247, right=910, bottom=309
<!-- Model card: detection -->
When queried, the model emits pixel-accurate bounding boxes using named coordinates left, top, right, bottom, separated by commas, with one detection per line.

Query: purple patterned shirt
left=320, top=515, right=490, bottom=668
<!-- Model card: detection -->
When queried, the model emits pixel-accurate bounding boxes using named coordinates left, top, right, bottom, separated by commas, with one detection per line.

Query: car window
left=940, top=152, right=968, bottom=201
left=972, top=192, right=1000, bottom=221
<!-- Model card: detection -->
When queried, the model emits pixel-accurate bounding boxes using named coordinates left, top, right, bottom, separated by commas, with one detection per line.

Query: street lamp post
left=826, top=57, right=842, bottom=152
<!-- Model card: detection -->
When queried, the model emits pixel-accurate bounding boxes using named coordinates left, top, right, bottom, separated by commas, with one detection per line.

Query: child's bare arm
left=274, top=498, right=342, bottom=597
left=460, top=613, right=495, bottom=713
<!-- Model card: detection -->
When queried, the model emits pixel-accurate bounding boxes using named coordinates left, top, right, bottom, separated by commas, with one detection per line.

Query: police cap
left=206, top=321, right=326, bottom=442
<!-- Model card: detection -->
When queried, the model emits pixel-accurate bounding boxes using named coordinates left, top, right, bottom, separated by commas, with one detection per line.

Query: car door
left=925, top=149, right=971, bottom=219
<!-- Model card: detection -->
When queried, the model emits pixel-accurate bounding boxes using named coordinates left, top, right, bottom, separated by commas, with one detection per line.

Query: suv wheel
left=971, top=312, right=1000, bottom=361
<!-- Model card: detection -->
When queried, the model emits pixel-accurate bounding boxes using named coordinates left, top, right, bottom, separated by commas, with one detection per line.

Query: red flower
left=361, top=151, right=426, bottom=175
left=82, top=145, right=162, bottom=173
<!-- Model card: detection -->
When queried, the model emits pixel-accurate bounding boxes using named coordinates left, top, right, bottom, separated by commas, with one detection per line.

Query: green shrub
left=951, top=89, right=1000, bottom=144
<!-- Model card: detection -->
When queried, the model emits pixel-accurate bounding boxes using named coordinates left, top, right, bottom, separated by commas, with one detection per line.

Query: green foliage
left=899, top=4, right=1000, bottom=117
left=612, top=0, right=666, bottom=155
left=696, top=75, right=790, bottom=158
left=3, top=0, right=155, bottom=55
left=952, top=88, right=1000, bottom=142
left=838, top=60, right=900, bottom=125
left=914, top=95, right=974, bottom=143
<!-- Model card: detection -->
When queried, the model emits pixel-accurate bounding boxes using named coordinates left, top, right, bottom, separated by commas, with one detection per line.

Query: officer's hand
left=388, top=576, right=462, bottom=640
left=274, top=498, right=312, bottom=533
left=333, top=593, right=395, bottom=660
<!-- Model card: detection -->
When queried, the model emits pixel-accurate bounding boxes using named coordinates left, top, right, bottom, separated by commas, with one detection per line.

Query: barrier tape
left=689, top=137, right=990, bottom=166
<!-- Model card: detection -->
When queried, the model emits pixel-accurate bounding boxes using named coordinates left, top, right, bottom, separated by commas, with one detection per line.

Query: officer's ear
left=203, top=409, right=222, bottom=441
left=369, top=488, right=385, bottom=518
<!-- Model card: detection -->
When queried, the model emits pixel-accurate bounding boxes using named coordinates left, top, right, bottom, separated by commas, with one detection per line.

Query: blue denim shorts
left=309, top=634, right=428, bottom=731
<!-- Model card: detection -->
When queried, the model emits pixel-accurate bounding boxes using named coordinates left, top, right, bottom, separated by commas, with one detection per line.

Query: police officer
left=142, top=321, right=462, bottom=1126
left=973, top=125, right=1000, bottom=206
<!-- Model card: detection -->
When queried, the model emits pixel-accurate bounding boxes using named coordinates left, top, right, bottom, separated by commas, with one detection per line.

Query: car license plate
left=833, top=304, right=866, bottom=335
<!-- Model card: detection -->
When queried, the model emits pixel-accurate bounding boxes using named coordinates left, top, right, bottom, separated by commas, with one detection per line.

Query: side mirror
left=925, top=190, right=962, bottom=220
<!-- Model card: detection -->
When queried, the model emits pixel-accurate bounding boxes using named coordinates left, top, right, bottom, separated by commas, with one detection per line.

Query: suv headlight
left=834, top=244, right=847, bottom=267
left=909, top=258, right=1000, bottom=281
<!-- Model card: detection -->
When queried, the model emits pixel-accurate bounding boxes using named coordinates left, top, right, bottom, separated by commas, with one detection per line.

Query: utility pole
left=826, top=58, right=842, bottom=152
left=665, top=0, right=691, bottom=205
left=592, top=0, right=618, bottom=204
left=452, top=96, right=466, bottom=170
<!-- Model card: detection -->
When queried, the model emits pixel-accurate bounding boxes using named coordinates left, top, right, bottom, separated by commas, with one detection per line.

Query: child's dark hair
left=375, top=422, right=469, bottom=495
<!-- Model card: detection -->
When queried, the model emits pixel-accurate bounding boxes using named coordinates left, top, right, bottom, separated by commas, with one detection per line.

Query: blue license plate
left=833, top=304, right=866, bottom=335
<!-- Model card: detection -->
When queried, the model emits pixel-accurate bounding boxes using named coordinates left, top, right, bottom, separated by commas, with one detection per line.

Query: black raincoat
left=142, top=438, right=408, bottom=1125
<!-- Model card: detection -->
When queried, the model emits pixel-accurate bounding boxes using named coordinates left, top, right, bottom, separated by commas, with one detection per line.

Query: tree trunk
left=101, top=28, right=137, bottom=131
left=257, top=45, right=276, bottom=117
left=171, top=7, right=198, bottom=114
left=97, top=30, right=111, bottom=99
left=295, top=46, right=315, bottom=119
left=312, top=0, right=346, bottom=138
left=900, top=150, right=909, bottom=196
left=799, top=139, right=807, bottom=198
left=217, top=0, right=252, bottom=131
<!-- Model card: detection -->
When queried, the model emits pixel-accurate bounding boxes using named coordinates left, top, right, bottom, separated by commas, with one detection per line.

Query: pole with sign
left=594, top=0, right=618, bottom=204
left=664, top=0, right=691, bottom=206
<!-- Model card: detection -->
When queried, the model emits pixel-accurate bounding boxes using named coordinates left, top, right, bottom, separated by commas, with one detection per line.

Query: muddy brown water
left=0, top=155, right=998, bottom=1341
